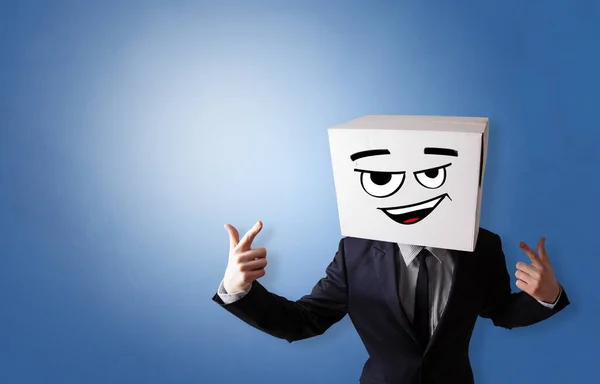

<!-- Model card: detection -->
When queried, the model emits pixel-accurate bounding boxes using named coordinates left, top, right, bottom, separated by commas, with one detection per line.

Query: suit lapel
left=424, top=249, right=470, bottom=354
left=372, top=241, right=421, bottom=348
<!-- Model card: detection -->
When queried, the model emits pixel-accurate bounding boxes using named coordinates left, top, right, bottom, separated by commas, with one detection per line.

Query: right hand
left=222, top=221, right=268, bottom=293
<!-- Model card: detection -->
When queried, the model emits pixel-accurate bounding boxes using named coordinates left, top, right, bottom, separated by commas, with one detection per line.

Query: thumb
left=224, top=224, right=240, bottom=249
left=537, top=237, right=550, bottom=264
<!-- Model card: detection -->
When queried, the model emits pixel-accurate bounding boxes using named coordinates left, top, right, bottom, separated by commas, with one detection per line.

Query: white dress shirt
left=217, top=243, right=560, bottom=334
left=397, top=244, right=454, bottom=336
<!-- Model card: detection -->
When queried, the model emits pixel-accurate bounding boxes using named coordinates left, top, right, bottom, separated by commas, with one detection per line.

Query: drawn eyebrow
left=350, top=149, right=391, bottom=161
left=424, top=147, right=458, bottom=157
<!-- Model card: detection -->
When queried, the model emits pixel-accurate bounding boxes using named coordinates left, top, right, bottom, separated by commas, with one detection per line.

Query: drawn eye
left=414, top=164, right=451, bottom=189
left=358, top=170, right=405, bottom=198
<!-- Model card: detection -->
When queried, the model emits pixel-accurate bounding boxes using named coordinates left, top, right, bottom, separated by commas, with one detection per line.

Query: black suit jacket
left=212, top=228, right=570, bottom=384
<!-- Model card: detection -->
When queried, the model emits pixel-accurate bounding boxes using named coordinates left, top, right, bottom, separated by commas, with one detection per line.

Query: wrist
left=542, top=284, right=561, bottom=304
left=223, top=280, right=250, bottom=294
left=551, top=284, right=562, bottom=302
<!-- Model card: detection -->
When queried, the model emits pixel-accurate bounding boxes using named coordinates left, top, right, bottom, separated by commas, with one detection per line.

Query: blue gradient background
left=1, top=1, right=597, bottom=383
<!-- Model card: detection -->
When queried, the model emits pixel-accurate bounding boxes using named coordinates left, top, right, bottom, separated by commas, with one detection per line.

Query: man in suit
left=212, top=222, right=568, bottom=383
left=211, top=116, right=570, bottom=383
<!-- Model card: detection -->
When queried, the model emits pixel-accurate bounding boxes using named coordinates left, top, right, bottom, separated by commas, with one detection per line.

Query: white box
left=328, top=115, right=489, bottom=252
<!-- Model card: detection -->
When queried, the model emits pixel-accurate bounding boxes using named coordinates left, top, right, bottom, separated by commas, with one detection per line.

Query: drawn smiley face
left=351, top=147, right=458, bottom=225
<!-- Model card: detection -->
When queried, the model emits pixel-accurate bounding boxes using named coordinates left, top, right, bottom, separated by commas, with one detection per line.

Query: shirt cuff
left=536, top=285, right=563, bottom=309
left=217, top=280, right=251, bottom=304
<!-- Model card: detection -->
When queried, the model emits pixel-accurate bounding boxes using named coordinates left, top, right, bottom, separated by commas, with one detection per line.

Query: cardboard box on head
left=328, top=115, right=489, bottom=252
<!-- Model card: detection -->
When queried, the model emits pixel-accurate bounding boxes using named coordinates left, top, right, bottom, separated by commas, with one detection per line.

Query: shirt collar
left=397, top=243, right=445, bottom=266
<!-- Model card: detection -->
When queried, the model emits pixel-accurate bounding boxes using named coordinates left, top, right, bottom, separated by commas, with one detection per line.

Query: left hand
left=515, top=237, right=561, bottom=304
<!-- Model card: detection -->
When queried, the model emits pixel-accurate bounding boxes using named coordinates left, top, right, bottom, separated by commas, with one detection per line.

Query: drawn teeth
left=384, top=196, right=443, bottom=215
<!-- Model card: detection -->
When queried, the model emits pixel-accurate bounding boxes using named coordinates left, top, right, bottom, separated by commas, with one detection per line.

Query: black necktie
left=414, top=248, right=430, bottom=347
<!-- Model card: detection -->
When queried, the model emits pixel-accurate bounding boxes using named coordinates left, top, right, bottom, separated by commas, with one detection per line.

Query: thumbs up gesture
left=222, top=221, right=268, bottom=294
left=515, top=237, right=561, bottom=304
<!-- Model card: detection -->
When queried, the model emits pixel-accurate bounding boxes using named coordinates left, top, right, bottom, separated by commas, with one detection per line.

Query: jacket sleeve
left=211, top=238, right=349, bottom=342
left=479, top=233, right=570, bottom=329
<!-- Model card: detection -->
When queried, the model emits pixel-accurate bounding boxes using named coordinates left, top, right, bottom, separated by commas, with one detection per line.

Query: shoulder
left=474, top=227, right=503, bottom=255
left=478, top=227, right=500, bottom=242
left=337, top=236, right=379, bottom=258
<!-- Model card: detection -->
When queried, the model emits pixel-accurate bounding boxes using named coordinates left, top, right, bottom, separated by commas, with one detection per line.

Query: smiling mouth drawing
left=378, top=194, right=450, bottom=225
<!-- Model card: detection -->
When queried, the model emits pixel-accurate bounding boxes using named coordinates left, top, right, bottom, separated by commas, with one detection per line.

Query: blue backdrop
left=1, top=1, right=596, bottom=383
